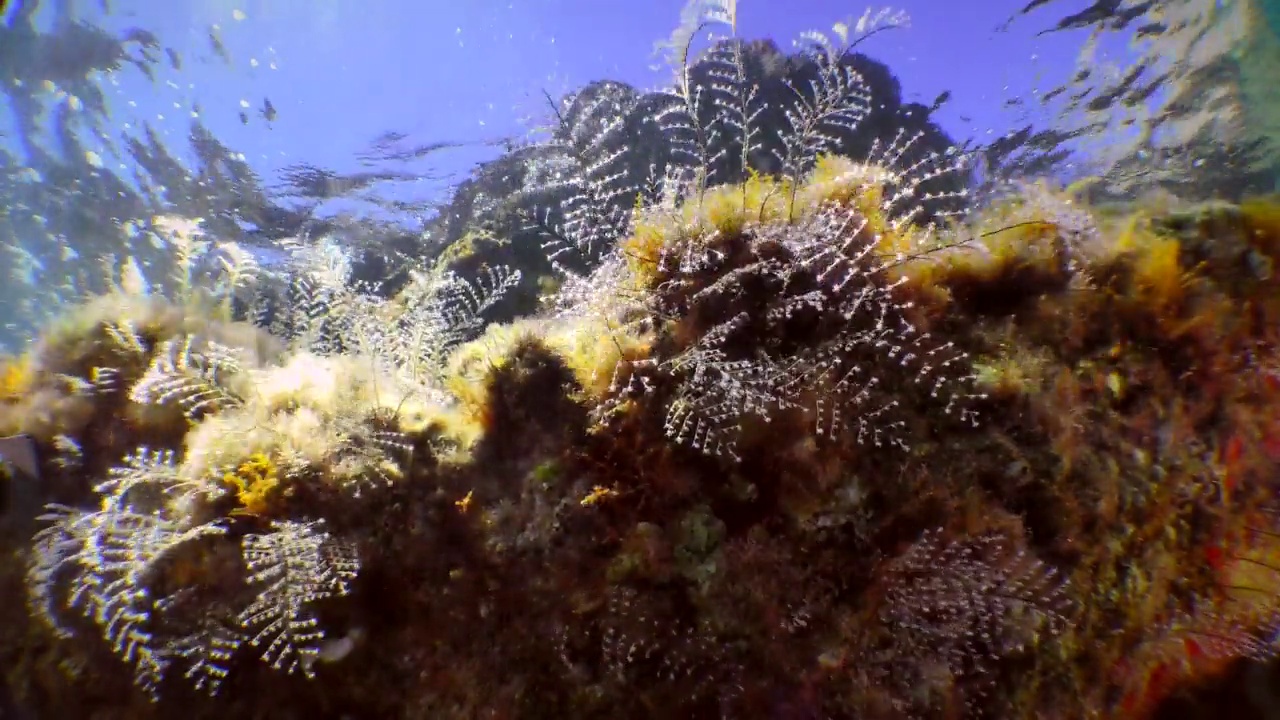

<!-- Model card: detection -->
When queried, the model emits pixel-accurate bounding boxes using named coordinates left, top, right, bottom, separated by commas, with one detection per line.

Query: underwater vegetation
left=4, top=2, right=1280, bottom=719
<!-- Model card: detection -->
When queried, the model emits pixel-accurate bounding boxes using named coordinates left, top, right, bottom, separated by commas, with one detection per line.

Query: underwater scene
left=2, top=0, right=1280, bottom=717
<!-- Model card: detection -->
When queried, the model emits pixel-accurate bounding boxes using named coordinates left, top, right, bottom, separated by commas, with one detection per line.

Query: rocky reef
left=4, top=3, right=1280, bottom=719
left=3, top=145, right=1280, bottom=717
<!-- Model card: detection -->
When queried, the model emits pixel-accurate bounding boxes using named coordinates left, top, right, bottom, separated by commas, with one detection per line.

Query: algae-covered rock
left=6, top=159, right=1279, bottom=719
left=5, top=6, right=1280, bottom=720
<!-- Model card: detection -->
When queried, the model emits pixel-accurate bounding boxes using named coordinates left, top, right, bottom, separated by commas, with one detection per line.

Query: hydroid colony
left=2, top=3, right=1280, bottom=719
